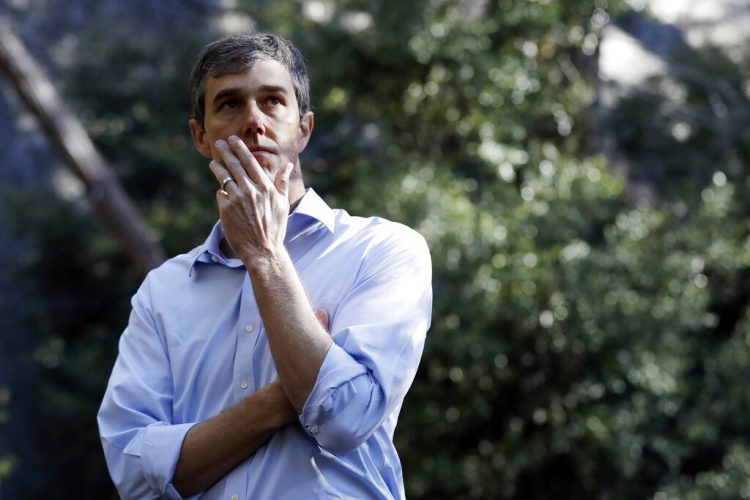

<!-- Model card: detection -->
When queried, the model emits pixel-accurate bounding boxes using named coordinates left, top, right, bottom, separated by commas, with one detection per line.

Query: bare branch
left=0, top=16, right=166, bottom=274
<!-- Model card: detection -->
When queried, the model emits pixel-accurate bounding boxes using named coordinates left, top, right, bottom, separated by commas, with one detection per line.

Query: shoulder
left=331, top=210, right=431, bottom=274
left=335, top=209, right=428, bottom=248
left=136, top=245, right=204, bottom=298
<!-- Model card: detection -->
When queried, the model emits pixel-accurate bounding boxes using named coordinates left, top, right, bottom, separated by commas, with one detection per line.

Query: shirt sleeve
left=299, top=225, right=432, bottom=452
left=97, top=277, right=198, bottom=499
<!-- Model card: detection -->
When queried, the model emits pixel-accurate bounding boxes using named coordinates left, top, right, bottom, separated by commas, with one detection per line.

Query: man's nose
left=243, top=101, right=265, bottom=136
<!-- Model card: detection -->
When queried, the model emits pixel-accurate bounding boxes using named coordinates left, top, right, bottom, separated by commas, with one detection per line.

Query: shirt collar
left=188, top=188, right=334, bottom=276
left=290, top=188, right=335, bottom=234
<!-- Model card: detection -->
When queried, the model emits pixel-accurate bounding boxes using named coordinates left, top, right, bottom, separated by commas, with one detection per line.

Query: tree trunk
left=0, top=16, right=166, bottom=274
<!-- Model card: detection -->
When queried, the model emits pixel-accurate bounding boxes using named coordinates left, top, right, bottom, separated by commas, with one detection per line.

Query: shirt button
left=240, top=380, right=248, bottom=389
left=210, top=255, right=218, bottom=263
left=245, top=324, right=254, bottom=333
left=231, top=496, right=239, bottom=500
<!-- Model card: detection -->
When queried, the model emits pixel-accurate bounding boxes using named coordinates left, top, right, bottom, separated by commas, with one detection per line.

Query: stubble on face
left=201, top=60, right=305, bottom=176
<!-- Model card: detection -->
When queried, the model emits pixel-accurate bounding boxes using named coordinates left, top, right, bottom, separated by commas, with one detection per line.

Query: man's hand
left=208, top=136, right=332, bottom=413
left=208, top=135, right=294, bottom=269
left=315, top=308, right=329, bottom=332
left=173, top=379, right=297, bottom=497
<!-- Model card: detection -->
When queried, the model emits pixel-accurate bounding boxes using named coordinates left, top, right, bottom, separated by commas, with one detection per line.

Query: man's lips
left=248, top=146, right=276, bottom=155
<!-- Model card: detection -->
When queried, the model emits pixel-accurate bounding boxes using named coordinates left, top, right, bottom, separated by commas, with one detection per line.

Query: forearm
left=208, top=137, right=330, bottom=413
left=172, top=380, right=296, bottom=497
left=248, top=250, right=333, bottom=413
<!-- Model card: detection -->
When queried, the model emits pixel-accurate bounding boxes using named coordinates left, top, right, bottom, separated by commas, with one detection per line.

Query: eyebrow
left=211, top=87, right=243, bottom=107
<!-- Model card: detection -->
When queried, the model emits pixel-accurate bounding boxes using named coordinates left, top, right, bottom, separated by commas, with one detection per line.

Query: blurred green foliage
left=4, top=0, right=750, bottom=498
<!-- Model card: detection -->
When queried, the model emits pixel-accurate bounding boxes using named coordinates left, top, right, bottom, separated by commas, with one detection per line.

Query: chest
left=158, top=237, right=363, bottom=421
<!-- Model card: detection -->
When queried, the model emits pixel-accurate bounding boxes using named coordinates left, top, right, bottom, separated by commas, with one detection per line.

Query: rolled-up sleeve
left=97, top=278, right=197, bottom=499
left=300, top=226, right=432, bottom=452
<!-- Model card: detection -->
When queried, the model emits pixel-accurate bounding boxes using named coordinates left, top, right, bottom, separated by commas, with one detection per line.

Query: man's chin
left=253, top=154, right=279, bottom=173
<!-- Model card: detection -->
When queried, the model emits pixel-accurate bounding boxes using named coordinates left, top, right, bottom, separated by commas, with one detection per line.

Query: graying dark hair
left=189, top=33, right=311, bottom=127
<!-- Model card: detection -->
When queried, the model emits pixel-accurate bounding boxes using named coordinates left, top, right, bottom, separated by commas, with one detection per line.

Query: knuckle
left=239, top=179, right=253, bottom=193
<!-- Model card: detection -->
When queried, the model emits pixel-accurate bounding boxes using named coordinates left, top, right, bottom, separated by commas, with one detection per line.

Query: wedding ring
left=220, top=176, right=234, bottom=191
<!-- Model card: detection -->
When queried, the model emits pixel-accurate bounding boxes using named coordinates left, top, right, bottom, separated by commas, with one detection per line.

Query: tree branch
left=0, top=16, right=166, bottom=274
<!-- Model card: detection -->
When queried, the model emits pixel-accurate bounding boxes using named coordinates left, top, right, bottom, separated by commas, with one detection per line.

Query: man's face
left=189, top=59, right=313, bottom=173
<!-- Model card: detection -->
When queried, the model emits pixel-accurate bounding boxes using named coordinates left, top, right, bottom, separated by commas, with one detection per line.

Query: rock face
left=601, top=0, right=748, bottom=88
left=595, top=1, right=749, bottom=203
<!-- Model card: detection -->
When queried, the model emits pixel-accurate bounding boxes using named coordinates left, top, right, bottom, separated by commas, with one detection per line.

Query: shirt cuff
left=300, top=343, right=368, bottom=432
left=137, top=422, right=196, bottom=497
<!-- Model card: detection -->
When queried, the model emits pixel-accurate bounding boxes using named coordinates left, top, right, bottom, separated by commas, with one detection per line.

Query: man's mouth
left=248, top=146, right=275, bottom=156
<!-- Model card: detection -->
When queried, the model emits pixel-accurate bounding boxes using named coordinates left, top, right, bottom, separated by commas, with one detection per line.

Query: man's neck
left=288, top=176, right=306, bottom=212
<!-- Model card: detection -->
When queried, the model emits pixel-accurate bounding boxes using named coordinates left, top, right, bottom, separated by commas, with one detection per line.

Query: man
left=97, top=33, right=432, bottom=499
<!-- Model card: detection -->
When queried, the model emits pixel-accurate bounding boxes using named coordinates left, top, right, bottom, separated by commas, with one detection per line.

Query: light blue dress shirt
left=97, top=189, right=432, bottom=499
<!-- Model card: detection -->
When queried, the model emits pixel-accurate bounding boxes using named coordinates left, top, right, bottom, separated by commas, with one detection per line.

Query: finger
left=209, top=161, right=233, bottom=210
left=227, top=136, right=271, bottom=190
left=214, top=139, right=254, bottom=191
left=314, top=308, right=330, bottom=333
left=208, top=160, right=237, bottom=195
left=266, top=152, right=286, bottom=182
left=215, top=188, right=231, bottom=210
left=275, top=162, right=294, bottom=198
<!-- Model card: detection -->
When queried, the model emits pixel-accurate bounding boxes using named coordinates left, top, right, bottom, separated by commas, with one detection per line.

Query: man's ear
left=189, top=118, right=212, bottom=158
left=296, top=111, right=314, bottom=153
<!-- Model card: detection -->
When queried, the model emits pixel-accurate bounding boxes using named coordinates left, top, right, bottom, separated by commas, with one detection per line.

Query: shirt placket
left=233, top=274, right=261, bottom=399
left=222, top=274, right=261, bottom=499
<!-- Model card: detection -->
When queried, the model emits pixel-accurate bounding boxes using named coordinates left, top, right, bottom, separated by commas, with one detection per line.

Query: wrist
left=242, top=244, right=287, bottom=276
left=265, top=380, right=298, bottom=425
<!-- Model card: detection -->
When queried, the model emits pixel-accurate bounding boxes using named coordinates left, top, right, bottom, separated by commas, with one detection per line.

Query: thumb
left=275, top=161, right=294, bottom=196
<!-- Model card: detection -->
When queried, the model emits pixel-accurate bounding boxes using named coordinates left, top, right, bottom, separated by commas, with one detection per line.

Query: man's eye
left=268, top=96, right=282, bottom=106
left=221, top=100, right=238, bottom=109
